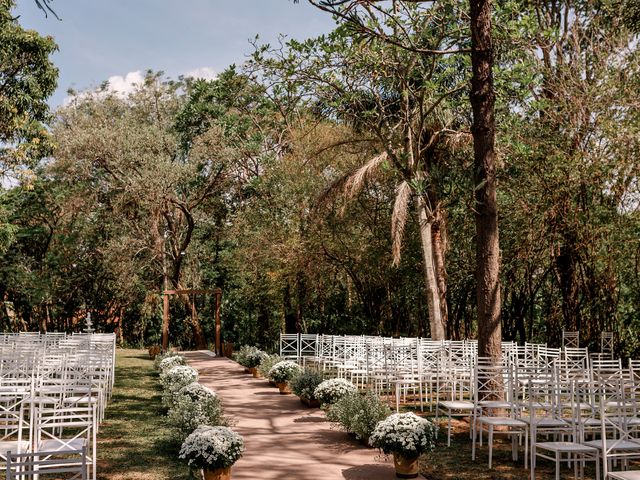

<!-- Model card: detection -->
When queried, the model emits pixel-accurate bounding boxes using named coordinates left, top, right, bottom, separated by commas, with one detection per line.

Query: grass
left=97, top=349, right=189, bottom=480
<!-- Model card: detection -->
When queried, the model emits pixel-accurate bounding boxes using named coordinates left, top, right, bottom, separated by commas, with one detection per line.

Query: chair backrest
left=562, top=330, right=580, bottom=348
left=5, top=447, right=87, bottom=480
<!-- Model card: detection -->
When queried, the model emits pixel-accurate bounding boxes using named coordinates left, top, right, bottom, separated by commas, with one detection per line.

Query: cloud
left=63, top=67, right=217, bottom=106
left=105, top=70, right=145, bottom=95
left=184, top=67, right=217, bottom=81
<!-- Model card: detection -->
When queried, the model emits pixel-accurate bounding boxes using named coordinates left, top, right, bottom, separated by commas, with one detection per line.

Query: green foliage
left=0, top=0, right=57, bottom=176
left=326, top=390, right=391, bottom=443
left=257, top=353, right=283, bottom=378
left=290, top=369, right=324, bottom=400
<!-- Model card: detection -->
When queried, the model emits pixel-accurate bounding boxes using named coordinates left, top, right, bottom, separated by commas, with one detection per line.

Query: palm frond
left=391, top=180, right=412, bottom=266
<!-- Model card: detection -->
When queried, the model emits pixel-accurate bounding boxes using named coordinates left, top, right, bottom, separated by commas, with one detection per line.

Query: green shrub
left=257, top=354, right=283, bottom=378
left=326, top=390, right=391, bottom=443
left=290, top=369, right=324, bottom=400
left=233, top=345, right=261, bottom=367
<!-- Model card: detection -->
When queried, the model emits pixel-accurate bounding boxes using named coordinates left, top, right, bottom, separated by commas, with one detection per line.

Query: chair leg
left=447, top=411, right=452, bottom=447
left=488, top=426, right=494, bottom=469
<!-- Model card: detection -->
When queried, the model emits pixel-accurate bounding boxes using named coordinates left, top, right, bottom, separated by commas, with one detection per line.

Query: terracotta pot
left=300, top=396, right=320, bottom=408
left=203, top=467, right=231, bottom=480
left=276, top=382, right=291, bottom=394
left=249, top=367, right=258, bottom=376
left=393, top=453, right=419, bottom=479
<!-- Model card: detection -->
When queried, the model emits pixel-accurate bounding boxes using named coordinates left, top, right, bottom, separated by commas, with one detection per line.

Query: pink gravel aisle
left=183, top=352, right=395, bottom=480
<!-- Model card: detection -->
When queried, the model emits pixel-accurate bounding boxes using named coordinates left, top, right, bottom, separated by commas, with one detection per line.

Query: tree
left=259, top=4, right=473, bottom=339
left=0, top=0, right=57, bottom=177
left=469, top=0, right=501, bottom=359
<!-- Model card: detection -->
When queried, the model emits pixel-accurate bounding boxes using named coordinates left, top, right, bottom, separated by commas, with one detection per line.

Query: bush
left=268, top=361, right=302, bottom=383
left=167, top=382, right=226, bottom=441
left=257, top=354, right=283, bottom=378
left=245, top=349, right=268, bottom=368
left=370, top=412, right=437, bottom=458
left=234, top=345, right=259, bottom=367
left=326, top=391, right=391, bottom=443
left=179, top=425, right=244, bottom=470
left=160, top=365, right=198, bottom=408
left=314, top=378, right=358, bottom=406
left=157, top=354, right=186, bottom=372
left=290, top=369, right=324, bottom=400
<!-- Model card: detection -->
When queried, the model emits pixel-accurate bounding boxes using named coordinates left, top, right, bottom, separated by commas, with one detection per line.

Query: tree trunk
left=283, top=283, right=297, bottom=333
left=470, top=0, right=502, bottom=360
left=415, top=196, right=445, bottom=341
left=432, top=205, right=449, bottom=337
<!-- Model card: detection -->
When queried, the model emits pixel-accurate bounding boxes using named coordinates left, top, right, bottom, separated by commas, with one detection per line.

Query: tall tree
left=469, top=0, right=501, bottom=359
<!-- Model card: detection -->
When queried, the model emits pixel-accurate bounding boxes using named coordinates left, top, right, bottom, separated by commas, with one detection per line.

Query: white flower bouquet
left=268, top=361, right=302, bottom=384
left=179, top=425, right=244, bottom=470
left=168, top=382, right=225, bottom=441
left=245, top=349, right=268, bottom=369
left=160, top=365, right=199, bottom=408
left=313, top=378, right=357, bottom=406
left=370, top=412, right=436, bottom=458
left=157, top=354, right=186, bottom=372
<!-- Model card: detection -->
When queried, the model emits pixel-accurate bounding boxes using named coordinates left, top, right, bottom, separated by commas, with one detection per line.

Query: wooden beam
left=163, top=289, right=216, bottom=295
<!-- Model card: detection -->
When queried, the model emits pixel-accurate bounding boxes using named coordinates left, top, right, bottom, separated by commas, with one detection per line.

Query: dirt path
left=183, top=352, right=395, bottom=480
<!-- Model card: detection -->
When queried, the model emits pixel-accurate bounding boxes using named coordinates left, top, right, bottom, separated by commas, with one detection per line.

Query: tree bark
left=470, top=0, right=502, bottom=360
left=415, top=196, right=445, bottom=341
left=432, top=205, right=449, bottom=337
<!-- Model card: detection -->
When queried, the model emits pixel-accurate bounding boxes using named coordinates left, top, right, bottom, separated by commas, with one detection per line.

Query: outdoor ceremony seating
left=0, top=332, right=115, bottom=480
left=280, top=332, right=640, bottom=478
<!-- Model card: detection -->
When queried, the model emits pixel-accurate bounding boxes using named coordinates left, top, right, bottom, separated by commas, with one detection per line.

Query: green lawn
left=97, top=349, right=189, bottom=480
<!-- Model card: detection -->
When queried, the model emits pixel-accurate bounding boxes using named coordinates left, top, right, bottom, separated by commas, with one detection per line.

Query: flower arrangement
left=234, top=345, right=258, bottom=367
left=370, top=412, right=437, bottom=458
left=160, top=365, right=199, bottom=408
left=257, top=354, right=283, bottom=378
left=179, top=425, right=244, bottom=471
left=290, top=369, right=324, bottom=400
left=326, top=390, right=391, bottom=443
left=245, top=349, right=268, bottom=369
left=157, top=354, right=186, bottom=372
left=268, top=361, right=302, bottom=384
left=313, top=378, right=358, bottom=406
left=168, top=382, right=225, bottom=441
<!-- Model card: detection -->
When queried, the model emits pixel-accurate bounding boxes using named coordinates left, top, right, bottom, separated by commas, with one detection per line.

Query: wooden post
left=162, top=292, right=170, bottom=352
left=215, top=288, right=222, bottom=356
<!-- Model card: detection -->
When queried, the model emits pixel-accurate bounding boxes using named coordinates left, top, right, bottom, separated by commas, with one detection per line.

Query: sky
left=14, top=0, right=336, bottom=107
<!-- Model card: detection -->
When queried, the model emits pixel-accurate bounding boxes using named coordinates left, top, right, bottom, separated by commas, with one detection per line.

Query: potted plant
left=268, top=361, right=302, bottom=394
left=370, top=412, right=436, bottom=479
left=167, top=382, right=226, bottom=441
left=290, top=369, right=324, bottom=407
left=313, top=378, right=358, bottom=407
left=179, top=425, right=244, bottom=480
left=326, top=390, right=391, bottom=446
left=233, top=345, right=256, bottom=373
left=257, top=354, right=283, bottom=386
left=245, top=349, right=268, bottom=377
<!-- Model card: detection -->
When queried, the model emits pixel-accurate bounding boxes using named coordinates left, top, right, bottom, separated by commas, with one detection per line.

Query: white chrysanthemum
left=370, top=412, right=436, bottom=457
left=314, top=378, right=358, bottom=405
left=268, top=361, right=302, bottom=383
left=179, top=425, right=244, bottom=470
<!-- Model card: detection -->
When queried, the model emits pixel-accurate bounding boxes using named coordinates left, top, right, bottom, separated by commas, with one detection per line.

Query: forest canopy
left=0, top=0, right=638, bottom=356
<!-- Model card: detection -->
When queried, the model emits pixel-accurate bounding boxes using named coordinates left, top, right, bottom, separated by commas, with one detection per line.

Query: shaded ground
left=184, top=352, right=395, bottom=480
left=97, top=349, right=188, bottom=480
